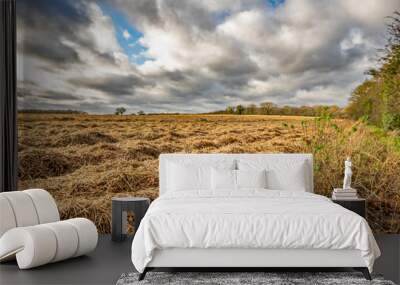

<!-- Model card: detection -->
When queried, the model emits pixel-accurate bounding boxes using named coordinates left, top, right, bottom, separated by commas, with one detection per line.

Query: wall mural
left=17, top=0, right=400, bottom=233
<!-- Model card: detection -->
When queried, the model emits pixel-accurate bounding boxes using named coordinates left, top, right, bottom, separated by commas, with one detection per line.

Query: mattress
left=131, top=190, right=380, bottom=273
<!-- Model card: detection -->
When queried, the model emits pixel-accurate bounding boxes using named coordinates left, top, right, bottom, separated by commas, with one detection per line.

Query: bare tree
left=115, top=107, right=126, bottom=115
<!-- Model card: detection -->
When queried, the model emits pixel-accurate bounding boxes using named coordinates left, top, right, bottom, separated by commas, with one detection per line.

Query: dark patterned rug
left=116, top=272, right=395, bottom=285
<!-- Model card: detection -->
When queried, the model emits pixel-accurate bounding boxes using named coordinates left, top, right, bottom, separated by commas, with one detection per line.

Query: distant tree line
left=115, top=107, right=147, bottom=115
left=346, top=11, right=400, bottom=130
left=214, top=103, right=344, bottom=117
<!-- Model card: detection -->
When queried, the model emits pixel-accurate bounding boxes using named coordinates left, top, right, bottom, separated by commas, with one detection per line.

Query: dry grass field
left=18, top=114, right=400, bottom=234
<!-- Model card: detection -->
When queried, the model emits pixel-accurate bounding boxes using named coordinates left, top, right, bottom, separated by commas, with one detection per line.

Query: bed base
left=138, top=267, right=371, bottom=281
left=138, top=248, right=372, bottom=281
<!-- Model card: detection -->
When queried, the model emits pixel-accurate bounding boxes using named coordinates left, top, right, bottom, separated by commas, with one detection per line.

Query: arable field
left=18, top=114, right=400, bottom=234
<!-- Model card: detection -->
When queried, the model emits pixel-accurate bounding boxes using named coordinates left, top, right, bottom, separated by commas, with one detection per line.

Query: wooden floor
left=0, top=234, right=399, bottom=285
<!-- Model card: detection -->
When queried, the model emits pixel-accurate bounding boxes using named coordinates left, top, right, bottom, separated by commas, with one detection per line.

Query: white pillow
left=238, top=159, right=308, bottom=191
left=211, top=169, right=268, bottom=191
left=211, top=168, right=236, bottom=191
left=236, top=169, right=267, bottom=189
left=167, top=160, right=236, bottom=192
left=167, top=163, right=210, bottom=191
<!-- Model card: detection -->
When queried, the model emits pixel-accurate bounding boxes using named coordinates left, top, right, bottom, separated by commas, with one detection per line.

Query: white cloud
left=123, top=29, right=131, bottom=40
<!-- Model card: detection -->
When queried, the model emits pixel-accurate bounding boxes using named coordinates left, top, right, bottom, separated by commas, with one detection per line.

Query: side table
left=112, top=197, right=150, bottom=242
left=332, top=198, right=366, bottom=218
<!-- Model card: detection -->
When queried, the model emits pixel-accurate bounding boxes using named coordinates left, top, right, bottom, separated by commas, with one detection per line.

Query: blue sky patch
left=214, top=10, right=231, bottom=24
left=267, top=0, right=285, bottom=8
left=98, top=1, right=148, bottom=65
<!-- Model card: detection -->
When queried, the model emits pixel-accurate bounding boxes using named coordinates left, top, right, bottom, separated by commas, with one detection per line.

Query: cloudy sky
left=17, top=0, right=400, bottom=114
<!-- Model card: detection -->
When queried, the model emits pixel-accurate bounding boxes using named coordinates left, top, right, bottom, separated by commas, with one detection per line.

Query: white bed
left=131, top=154, right=380, bottom=280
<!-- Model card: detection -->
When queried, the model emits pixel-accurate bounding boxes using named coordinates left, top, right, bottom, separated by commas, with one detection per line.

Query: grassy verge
left=299, top=116, right=400, bottom=233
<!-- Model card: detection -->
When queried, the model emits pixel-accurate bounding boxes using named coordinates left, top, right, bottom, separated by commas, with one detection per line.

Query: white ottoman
left=0, top=189, right=98, bottom=269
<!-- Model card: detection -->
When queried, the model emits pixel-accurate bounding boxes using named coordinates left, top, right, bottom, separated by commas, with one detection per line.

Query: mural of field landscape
left=17, top=0, right=400, bottom=233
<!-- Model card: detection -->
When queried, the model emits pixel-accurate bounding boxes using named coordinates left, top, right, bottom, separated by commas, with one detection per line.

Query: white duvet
left=131, top=190, right=380, bottom=273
